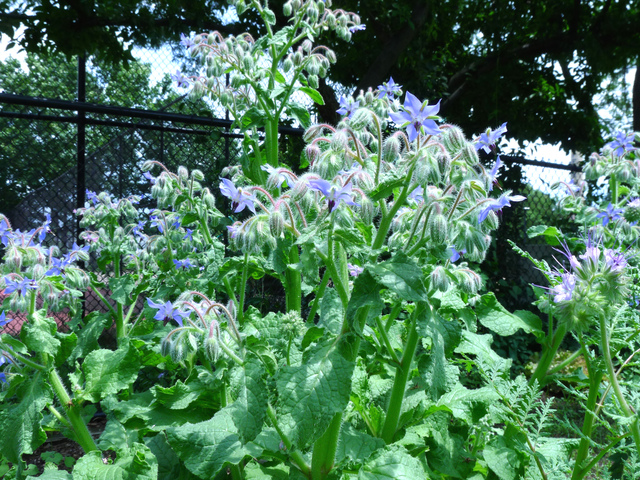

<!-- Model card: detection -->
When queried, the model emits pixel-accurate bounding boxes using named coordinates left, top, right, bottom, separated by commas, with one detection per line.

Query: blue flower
left=0, top=218, right=11, bottom=246
left=132, top=220, right=146, bottom=236
left=219, top=178, right=257, bottom=214
left=475, top=122, right=508, bottom=154
left=0, top=311, right=12, bottom=328
left=349, top=24, right=366, bottom=33
left=336, top=96, right=359, bottom=119
left=487, top=156, right=503, bottom=191
left=4, top=277, right=38, bottom=297
left=143, top=172, right=156, bottom=184
left=180, top=33, right=197, bottom=50
left=150, top=216, right=165, bottom=233
left=448, top=247, right=466, bottom=262
left=86, top=190, right=99, bottom=205
left=171, top=70, right=189, bottom=88
left=308, top=179, right=359, bottom=212
left=408, top=186, right=424, bottom=203
left=183, top=228, right=194, bottom=241
left=261, top=164, right=289, bottom=188
left=596, top=203, right=623, bottom=226
left=46, top=255, right=72, bottom=276
left=377, top=77, right=402, bottom=99
left=478, top=193, right=526, bottom=223
left=347, top=263, right=363, bottom=277
left=389, top=92, right=441, bottom=142
left=147, top=298, right=190, bottom=327
left=605, top=131, right=637, bottom=157
left=173, top=259, right=194, bottom=270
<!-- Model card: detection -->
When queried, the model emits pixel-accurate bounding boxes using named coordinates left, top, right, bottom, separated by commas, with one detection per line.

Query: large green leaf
left=0, top=372, right=52, bottom=463
left=298, top=86, right=325, bottom=105
left=145, top=433, right=199, bottom=480
left=484, top=436, right=525, bottom=480
left=77, top=339, right=141, bottom=403
left=369, top=253, right=428, bottom=302
left=166, top=409, right=249, bottom=479
left=357, top=445, right=426, bottom=479
left=455, top=330, right=511, bottom=372
left=68, top=312, right=109, bottom=363
left=346, top=270, right=383, bottom=335
left=335, top=423, right=385, bottom=466
left=22, top=311, right=60, bottom=357
left=228, top=356, right=267, bottom=443
left=476, top=293, right=542, bottom=337
left=276, top=342, right=354, bottom=447
left=109, top=275, right=136, bottom=305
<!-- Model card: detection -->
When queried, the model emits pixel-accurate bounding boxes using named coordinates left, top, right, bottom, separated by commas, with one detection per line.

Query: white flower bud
left=269, top=210, right=286, bottom=237
left=283, top=1, right=292, bottom=16
left=430, top=266, right=450, bottom=292
left=429, top=214, right=448, bottom=245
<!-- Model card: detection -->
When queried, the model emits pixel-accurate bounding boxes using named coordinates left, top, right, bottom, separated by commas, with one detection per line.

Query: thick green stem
left=267, top=404, right=311, bottom=477
left=599, top=314, right=640, bottom=452
left=113, top=256, right=125, bottom=342
left=609, top=176, right=619, bottom=204
left=571, top=340, right=603, bottom=480
left=285, top=246, right=302, bottom=314
left=311, top=412, right=342, bottom=480
left=238, top=252, right=249, bottom=325
left=306, top=269, right=330, bottom=324
left=529, top=321, right=568, bottom=387
left=265, top=117, right=279, bottom=167
left=381, top=303, right=425, bottom=444
left=49, top=369, right=98, bottom=453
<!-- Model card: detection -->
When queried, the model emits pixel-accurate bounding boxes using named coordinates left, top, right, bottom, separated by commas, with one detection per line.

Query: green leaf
left=368, top=176, right=406, bottom=202
left=0, top=371, right=52, bottom=463
left=244, top=461, right=291, bottom=479
left=484, top=436, right=525, bottom=480
left=286, top=103, right=311, bottom=129
left=166, top=409, right=248, bottom=479
left=151, top=380, right=204, bottom=410
left=22, top=311, right=60, bottom=357
left=228, top=356, right=267, bottom=443
left=476, top=293, right=542, bottom=337
left=336, top=423, right=385, bottom=466
left=26, top=465, right=72, bottom=479
left=369, top=252, right=428, bottom=302
left=68, top=312, right=110, bottom=363
left=276, top=342, right=354, bottom=447
left=357, top=445, right=426, bottom=479
left=98, top=418, right=138, bottom=452
left=345, top=271, right=383, bottom=335
left=78, top=339, right=141, bottom=403
left=319, top=287, right=345, bottom=335
left=526, top=225, right=562, bottom=245
left=298, top=86, right=325, bottom=105
left=73, top=443, right=157, bottom=480
left=145, top=433, right=199, bottom=480
left=109, top=275, right=136, bottom=305
left=455, top=330, right=511, bottom=372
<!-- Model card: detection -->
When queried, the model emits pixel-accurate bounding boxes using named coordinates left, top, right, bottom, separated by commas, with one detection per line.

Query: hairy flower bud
left=441, top=125, right=467, bottom=154
left=429, top=214, right=448, bottom=245
left=430, top=266, right=450, bottom=292
left=283, top=1, right=292, bottom=16
left=178, top=166, right=189, bottom=182
left=293, top=50, right=304, bottom=66
left=192, top=169, right=205, bottom=181
left=305, top=144, right=321, bottom=166
left=331, top=130, right=349, bottom=151
left=308, top=74, right=319, bottom=88
left=269, top=210, right=286, bottom=237
left=283, top=56, right=293, bottom=73
left=382, top=135, right=401, bottom=162
left=460, top=143, right=479, bottom=167
left=455, top=268, right=482, bottom=294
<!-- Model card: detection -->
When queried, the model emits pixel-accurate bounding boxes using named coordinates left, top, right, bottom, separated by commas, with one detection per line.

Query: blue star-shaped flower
left=389, top=92, right=441, bottom=142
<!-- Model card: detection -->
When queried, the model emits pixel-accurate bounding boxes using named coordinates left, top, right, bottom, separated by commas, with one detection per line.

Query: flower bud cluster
left=540, top=236, right=630, bottom=331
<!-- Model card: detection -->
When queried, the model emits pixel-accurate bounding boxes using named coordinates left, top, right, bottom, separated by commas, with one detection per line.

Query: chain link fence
left=0, top=46, right=583, bottom=338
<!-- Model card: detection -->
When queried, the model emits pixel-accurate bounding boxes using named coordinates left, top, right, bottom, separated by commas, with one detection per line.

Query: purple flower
left=147, top=298, right=190, bottom=327
left=596, top=203, right=623, bottom=226
left=143, top=172, right=156, bottom=184
left=336, top=96, right=359, bottom=119
left=552, top=272, right=576, bottom=302
left=487, top=156, right=503, bottom=191
left=171, top=70, right=189, bottom=88
left=132, top=220, right=146, bottom=236
left=0, top=311, right=11, bottom=328
left=349, top=24, right=366, bottom=33
left=227, top=223, right=241, bottom=239
left=377, top=77, right=402, bottom=99
left=308, top=179, right=359, bottom=212
left=219, top=178, right=257, bottom=214
left=38, top=213, right=51, bottom=243
left=86, top=190, right=99, bottom=205
left=46, top=256, right=72, bottom=276
left=604, top=248, right=627, bottom=272
left=478, top=193, right=526, bottom=223
left=173, top=259, right=194, bottom=269
left=183, top=228, right=194, bottom=241
left=348, top=263, right=363, bottom=277
left=448, top=247, right=466, bottom=262
left=475, top=122, right=508, bottom=154
left=389, top=92, right=441, bottom=142
left=0, top=219, right=10, bottom=246
left=605, top=131, right=637, bottom=157
left=408, top=186, right=424, bottom=203
left=4, top=277, right=38, bottom=297
left=180, top=33, right=197, bottom=50
left=150, top=216, right=165, bottom=233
